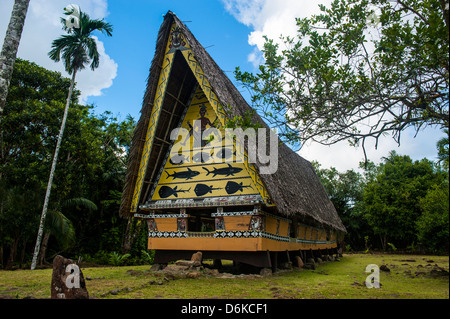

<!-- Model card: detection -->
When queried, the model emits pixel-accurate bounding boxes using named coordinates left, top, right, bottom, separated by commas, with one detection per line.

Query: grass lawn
left=0, top=253, right=448, bottom=299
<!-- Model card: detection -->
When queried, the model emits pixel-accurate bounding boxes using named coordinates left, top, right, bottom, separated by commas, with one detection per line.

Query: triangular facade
left=120, top=12, right=346, bottom=269
left=128, top=22, right=272, bottom=213
left=149, top=85, right=268, bottom=203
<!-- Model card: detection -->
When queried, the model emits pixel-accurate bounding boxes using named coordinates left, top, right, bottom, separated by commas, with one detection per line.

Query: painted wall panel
left=149, top=85, right=267, bottom=204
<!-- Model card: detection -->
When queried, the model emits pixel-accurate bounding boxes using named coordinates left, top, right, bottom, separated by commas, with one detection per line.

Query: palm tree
left=31, top=6, right=112, bottom=270
left=37, top=197, right=98, bottom=267
left=0, top=0, right=30, bottom=115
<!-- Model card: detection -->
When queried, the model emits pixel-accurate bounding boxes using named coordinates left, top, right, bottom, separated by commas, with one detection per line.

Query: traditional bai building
left=120, top=11, right=346, bottom=270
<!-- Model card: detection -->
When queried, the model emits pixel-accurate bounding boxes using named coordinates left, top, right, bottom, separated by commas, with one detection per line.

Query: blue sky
left=87, top=0, right=256, bottom=121
left=0, top=0, right=445, bottom=171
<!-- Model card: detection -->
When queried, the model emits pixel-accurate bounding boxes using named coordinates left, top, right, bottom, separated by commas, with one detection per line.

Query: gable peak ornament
left=168, top=26, right=188, bottom=53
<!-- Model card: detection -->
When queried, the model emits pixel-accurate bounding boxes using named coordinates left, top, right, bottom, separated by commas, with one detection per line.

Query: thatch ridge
left=120, top=11, right=346, bottom=233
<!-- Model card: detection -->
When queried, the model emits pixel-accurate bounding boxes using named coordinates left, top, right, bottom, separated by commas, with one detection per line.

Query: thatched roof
left=120, top=11, right=346, bottom=233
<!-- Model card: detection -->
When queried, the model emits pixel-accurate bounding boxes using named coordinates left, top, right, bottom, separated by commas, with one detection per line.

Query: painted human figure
left=177, top=218, right=187, bottom=232
left=147, top=219, right=157, bottom=232
left=182, top=103, right=217, bottom=146
left=249, top=216, right=263, bottom=231
left=215, top=217, right=225, bottom=231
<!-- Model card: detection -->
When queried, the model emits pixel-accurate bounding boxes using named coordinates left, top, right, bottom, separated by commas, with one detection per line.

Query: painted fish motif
left=194, top=183, right=222, bottom=197
left=195, top=93, right=207, bottom=100
left=202, top=164, right=242, bottom=177
left=225, top=181, right=253, bottom=195
left=158, top=186, right=191, bottom=198
left=215, top=148, right=236, bottom=160
left=192, top=152, right=212, bottom=163
left=165, top=167, right=200, bottom=180
left=169, top=153, right=187, bottom=165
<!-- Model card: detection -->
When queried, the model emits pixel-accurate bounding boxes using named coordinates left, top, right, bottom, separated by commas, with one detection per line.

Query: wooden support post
left=266, top=250, right=272, bottom=269
left=271, top=252, right=278, bottom=272
left=213, top=259, right=222, bottom=269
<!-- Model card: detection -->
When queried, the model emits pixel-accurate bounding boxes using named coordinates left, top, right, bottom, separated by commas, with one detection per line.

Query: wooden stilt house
left=120, top=11, right=346, bottom=269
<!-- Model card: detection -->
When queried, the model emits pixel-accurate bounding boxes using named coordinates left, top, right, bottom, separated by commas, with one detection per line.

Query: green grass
left=0, top=254, right=448, bottom=299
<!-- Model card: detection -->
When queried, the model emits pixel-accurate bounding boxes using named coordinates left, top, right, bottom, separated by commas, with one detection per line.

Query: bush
left=417, top=182, right=449, bottom=254
left=108, top=252, right=131, bottom=266
left=141, top=250, right=155, bottom=265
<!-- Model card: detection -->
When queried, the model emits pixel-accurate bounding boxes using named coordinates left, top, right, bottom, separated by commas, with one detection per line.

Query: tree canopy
left=363, top=151, right=447, bottom=250
left=235, top=0, right=449, bottom=151
left=314, top=151, right=448, bottom=253
left=48, top=8, right=113, bottom=74
left=0, top=59, right=137, bottom=268
left=30, top=5, right=115, bottom=270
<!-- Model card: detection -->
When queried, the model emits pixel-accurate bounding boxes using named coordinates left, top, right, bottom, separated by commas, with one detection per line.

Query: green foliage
left=220, top=103, right=263, bottom=131
left=45, top=209, right=76, bottom=250
left=0, top=59, right=136, bottom=268
left=235, top=0, right=449, bottom=150
left=416, top=181, right=449, bottom=254
left=141, top=250, right=155, bottom=265
left=314, top=150, right=448, bottom=253
left=49, top=9, right=113, bottom=73
left=363, top=151, right=448, bottom=251
left=312, top=161, right=371, bottom=250
left=387, top=243, right=397, bottom=252
left=436, top=129, right=449, bottom=169
left=363, top=236, right=371, bottom=253
left=108, top=252, right=131, bottom=266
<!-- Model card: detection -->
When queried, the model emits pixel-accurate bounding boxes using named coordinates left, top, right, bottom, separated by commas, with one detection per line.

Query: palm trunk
left=19, top=238, right=26, bottom=268
left=6, top=233, right=19, bottom=269
left=122, top=217, right=134, bottom=254
left=380, top=234, right=387, bottom=251
left=31, top=70, right=77, bottom=270
left=0, top=0, right=30, bottom=114
left=122, top=218, right=143, bottom=254
left=38, top=232, right=51, bottom=266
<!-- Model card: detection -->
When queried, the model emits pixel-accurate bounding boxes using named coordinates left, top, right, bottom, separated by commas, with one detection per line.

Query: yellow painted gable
left=149, top=86, right=265, bottom=202
left=133, top=23, right=274, bottom=211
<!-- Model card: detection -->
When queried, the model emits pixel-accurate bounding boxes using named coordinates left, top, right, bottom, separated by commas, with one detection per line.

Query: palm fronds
left=48, top=9, right=112, bottom=74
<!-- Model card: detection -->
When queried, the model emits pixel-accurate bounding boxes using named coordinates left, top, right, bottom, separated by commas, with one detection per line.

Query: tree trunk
left=439, top=0, right=449, bottom=34
left=19, top=238, right=26, bottom=268
left=0, top=0, right=30, bottom=114
left=38, top=232, right=51, bottom=266
left=122, top=218, right=143, bottom=254
left=6, top=234, right=19, bottom=269
left=122, top=217, right=134, bottom=254
left=31, top=70, right=77, bottom=270
left=380, top=234, right=387, bottom=251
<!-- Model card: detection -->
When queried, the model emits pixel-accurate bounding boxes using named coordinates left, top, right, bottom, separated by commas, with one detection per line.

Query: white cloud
left=0, top=0, right=116, bottom=104
left=222, top=0, right=443, bottom=171
left=222, top=0, right=331, bottom=67
left=75, top=36, right=117, bottom=103
left=299, top=126, right=444, bottom=172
